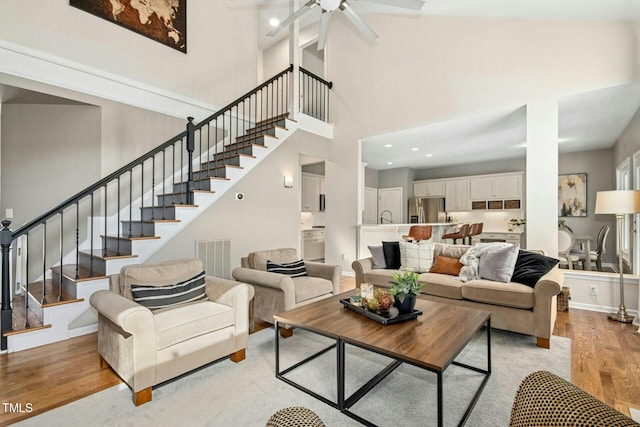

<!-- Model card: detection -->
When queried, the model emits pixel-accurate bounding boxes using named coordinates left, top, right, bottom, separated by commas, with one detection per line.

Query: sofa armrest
left=532, top=266, right=564, bottom=342
left=352, top=257, right=374, bottom=287
left=90, top=290, right=154, bottom=334
left=205, top=276, right=253, bottom=350
left=232, top=267, right=295, bottom=295
left=304, top=261, right=342, bottom=294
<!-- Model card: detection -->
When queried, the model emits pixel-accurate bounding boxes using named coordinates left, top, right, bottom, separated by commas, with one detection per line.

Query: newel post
left=1, top=220, right=13, bottom=350
left=186, top=117, right=195, bottom=205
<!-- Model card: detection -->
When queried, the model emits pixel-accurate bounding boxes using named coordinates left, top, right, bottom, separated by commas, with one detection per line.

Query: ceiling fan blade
left=317, top=10, right=332, bottom=50
left=359, top=0, right=425, bottom=11
left=267, top=0, right=318, bottom=37
left=340, top=2, right=378, bottom=40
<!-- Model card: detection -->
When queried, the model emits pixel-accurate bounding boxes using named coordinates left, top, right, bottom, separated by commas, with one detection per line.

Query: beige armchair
left=89, top=258, right=254, bottom=406
left=232, top=248, right=341, bottom=337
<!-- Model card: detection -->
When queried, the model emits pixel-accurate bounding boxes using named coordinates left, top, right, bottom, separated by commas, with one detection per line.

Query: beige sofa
left=352, top=243, right=563, bottom=348
left=232, top=248, right=342, bottom=337
left=90, top=258, right=254, bottom=405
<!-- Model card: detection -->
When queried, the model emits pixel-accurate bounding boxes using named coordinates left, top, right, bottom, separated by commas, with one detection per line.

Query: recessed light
left=426, top=154, right=433, bottom=157
left=411, top=147, right=419, bottom=151
left=269, top=18, right=280, bottom=27
left=387, top=162, right=393, bottom=165
left=384, top=144, right=392, bottom=148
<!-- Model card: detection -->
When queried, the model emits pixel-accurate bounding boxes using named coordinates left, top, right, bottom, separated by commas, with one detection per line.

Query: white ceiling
left=246, top=0, right=640, bottom=171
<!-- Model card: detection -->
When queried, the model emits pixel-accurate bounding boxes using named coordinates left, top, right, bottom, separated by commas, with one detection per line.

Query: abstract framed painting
left=70, top=0, right=187, bottom=53
left=558, top=173, right=587, bottom=217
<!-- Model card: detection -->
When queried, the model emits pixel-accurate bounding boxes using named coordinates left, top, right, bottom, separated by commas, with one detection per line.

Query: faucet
left=380, top=210, right=393, bottom=224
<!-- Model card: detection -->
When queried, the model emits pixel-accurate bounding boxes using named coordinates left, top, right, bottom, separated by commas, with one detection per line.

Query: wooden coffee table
left=274, top=292, right=491, bottom=427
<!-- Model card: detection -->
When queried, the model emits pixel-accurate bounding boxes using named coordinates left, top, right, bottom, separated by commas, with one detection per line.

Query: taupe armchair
left=90, top=258, right=254, bottom=406
left=232, top=248, right=342, bottom=337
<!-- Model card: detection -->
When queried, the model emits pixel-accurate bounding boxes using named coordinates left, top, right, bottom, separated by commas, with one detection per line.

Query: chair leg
left=230, top=349, right=246, bottom=363
left=134, top=387, right=152, bottom=406
left=249, top=298, right=255, bottom=334
left=536, top=337, right=550, bottom=349
left=99, top=356, right=110, bottom=369
left=279, top=327, right=293, bottom=338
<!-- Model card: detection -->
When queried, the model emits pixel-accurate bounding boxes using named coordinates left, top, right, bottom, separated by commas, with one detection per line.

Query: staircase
left=0, top=66, right=332, bottom=352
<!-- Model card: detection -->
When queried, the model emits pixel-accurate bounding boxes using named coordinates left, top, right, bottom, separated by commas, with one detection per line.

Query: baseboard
left=569, top=301, right=638, bottom=318
left=68, top=324, right=98, bottom=338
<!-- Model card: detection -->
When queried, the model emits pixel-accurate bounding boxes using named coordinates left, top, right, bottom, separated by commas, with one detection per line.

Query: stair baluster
left=75, top=201, right=79, bottom=279
left=103, top=184, right=108, bottom=257
left=58, top=211, right=63, bottom=302
left=128, top=170, right=133, bottom=238
left=186, top=117, right=195, bottom=205
left=161, top=151, right=166, bottom=220
left=116, top=177, right=121, bottom=256
left=1, top=221, right=13, bottom=345
left=41, top=222, right=47, bottom=305
left=90, top=194, right=94, bottom=276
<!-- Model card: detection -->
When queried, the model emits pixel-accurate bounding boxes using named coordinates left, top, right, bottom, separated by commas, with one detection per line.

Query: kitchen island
left=358, top=223, right=458, bottom=259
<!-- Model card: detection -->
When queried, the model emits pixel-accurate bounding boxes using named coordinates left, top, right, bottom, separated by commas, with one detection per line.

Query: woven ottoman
left=510, top=371, right=639, bottom=427
left=266, top=407, right=325, bottom=427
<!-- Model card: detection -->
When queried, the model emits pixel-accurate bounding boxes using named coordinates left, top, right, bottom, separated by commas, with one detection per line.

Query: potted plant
left=389, top=271, right=424, bottom=314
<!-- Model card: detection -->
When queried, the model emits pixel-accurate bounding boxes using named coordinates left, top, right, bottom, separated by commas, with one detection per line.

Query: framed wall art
left=70, top=0, right=187, bottom=53
left=558, top=173, right=587, bottom=217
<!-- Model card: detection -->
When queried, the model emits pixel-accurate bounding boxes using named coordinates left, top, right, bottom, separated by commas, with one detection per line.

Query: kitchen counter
left=357, top=223, right=459, bottom=258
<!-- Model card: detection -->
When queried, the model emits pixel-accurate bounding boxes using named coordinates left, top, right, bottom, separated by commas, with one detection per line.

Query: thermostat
left=235, top=193, right=245, bottom=201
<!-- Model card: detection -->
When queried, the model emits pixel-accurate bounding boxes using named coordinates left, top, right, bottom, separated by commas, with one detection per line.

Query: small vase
left=394, top=294, right=417, bottom=315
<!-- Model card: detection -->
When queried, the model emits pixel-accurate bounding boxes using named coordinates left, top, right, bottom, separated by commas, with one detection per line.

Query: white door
left=616, top=158, right=631, bottom=268
left=363, top=187, right=378, bottom=224
left=378, top=187, right=403, bottom=224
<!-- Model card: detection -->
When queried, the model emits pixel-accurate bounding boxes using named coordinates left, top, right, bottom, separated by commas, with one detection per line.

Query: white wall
left=0, top=1, right=259, bottom=106
left=147, top=129, right=332, bottom=268
left=323, top=15, right=638, bottom=270
left=1, top=104, right=101, bottom=228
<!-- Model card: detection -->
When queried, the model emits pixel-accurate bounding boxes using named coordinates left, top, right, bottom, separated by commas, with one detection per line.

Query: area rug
left=16, top=327, right=570, bottom=427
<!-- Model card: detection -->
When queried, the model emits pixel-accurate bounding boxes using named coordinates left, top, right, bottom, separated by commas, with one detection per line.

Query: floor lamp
left=594, top=190, right=640, bottom=323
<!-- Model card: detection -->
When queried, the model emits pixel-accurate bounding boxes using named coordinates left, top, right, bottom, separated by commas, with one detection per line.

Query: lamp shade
left=595, top=190, right=640, bottom=215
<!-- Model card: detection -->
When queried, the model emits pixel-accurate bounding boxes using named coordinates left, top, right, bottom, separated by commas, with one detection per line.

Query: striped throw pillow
left=131, top=271, right=207, bottom=310
left=266, top=259, right=307, bottom=277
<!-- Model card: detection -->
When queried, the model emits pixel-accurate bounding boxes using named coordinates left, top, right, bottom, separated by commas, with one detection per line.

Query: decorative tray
left=340, top=298, right=422, bottom=325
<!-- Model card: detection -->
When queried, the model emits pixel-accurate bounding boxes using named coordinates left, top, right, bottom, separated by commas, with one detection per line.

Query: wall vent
left=196, top=239, right=231, bottom=279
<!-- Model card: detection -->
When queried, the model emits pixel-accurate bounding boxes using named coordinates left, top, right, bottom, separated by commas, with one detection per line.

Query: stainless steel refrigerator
left=407, top=197, right=447, bottom=223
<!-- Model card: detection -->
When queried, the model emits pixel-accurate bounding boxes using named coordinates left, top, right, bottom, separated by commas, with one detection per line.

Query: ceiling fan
left=267, top=0, right=426, bottom=50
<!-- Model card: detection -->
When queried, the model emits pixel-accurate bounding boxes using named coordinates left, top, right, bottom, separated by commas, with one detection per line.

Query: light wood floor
left=1, top=276, right=639, bottom=426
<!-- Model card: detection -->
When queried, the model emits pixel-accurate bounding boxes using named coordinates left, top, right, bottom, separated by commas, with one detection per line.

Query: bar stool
left=401, top=225, right=433, bottom=242
left=467, top=222, right=483, bottom=244
left=442, top=223, right=470, bottom=245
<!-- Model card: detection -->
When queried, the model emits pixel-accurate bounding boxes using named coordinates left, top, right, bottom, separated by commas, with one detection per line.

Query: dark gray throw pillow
left=131, top=271, right=207, bottom=310
left=479, top=244, right=519, bottom=283
left=267, top=259, right=308, bottom=277
left=368, top=245, right=387, bottom=269
left=511, top=250, right=559, bottom=287
left=382, top=241, right=401, bottom=270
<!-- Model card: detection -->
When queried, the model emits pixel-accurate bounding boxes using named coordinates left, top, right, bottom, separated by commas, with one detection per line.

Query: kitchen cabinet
left=363, top=187, right=378, bottom=224
left=414, top=180, right=446, bottom=197
left=302, top=229, right=325, bottom=261
left=479, top=232, right=523, bottom=246
left=470, top=173, right=523, bottom=200
left=445, top=179, right=470, bottom=211
left=301, top=173, right=321, bottom=212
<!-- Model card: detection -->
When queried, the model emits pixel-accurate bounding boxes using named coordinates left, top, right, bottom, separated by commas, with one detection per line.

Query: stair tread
left=236, top=133, right=278, bottom=142
left=140, top=204, right=199, bottom=208
left=223, top=142, right=269, bottom=152
left=6, top=295, right=47, bottom=334
left=160, top=190, right=215, bottom=196
left=80, top=250, right=139, bottom=260
left=101, top=235, right=161, bottom=241
left=51, top=265, right=108, bottom=282
left=122, top=219, right=181, bottom=224
left=26, top=279, right=84, bottom=307
left=203, top=153, right=256, bottom=164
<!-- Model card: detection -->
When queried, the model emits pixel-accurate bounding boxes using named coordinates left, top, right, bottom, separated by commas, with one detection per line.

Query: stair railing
left=299, top=66, right=333, bottom=122
left=0, top=65, right=302, bottom=350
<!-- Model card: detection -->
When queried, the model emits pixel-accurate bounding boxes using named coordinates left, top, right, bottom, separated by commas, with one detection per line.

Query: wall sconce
left=283, top=175, right=294, bottom=188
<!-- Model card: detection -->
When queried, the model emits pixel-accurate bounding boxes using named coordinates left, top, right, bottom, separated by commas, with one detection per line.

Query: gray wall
left=302, top=162, right=325, bottom=175
left=414, top=157, right=526, bottom=180
left=364, top=167, right=379, bottom=188
left=559, top=148, right=616, bottom=264
left=1, top=104, right=101, bottom=228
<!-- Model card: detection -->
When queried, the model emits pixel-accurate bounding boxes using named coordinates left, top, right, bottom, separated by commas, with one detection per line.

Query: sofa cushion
left=462, top=279, right=534, bottom=309
left=131, top=271, right=207, bottom=310
left=249, top=248, right=298, bottom=271
left=120, top=258, right=204, bottom=300
left=418, top=272, right=464, bottom=299
left=363, top=268, right=397, bottom=287
left=153, top=300, right=235, bottom=350
left=267, top=259, right=307, bottom=277
left=293, top=276, right=333, bottom=303
left=511, top=250, right=559, bottom=287
left=399, top=240, right=435, bottom=273
left=478, top=244, right=520, bottom=283
left=434, top=243, right=470, bottom=259
left=368, top=245, right=387, bottom=269
left=430, top=256, right=464, bottom=276
left=382, top=241, right=401, bottom=269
